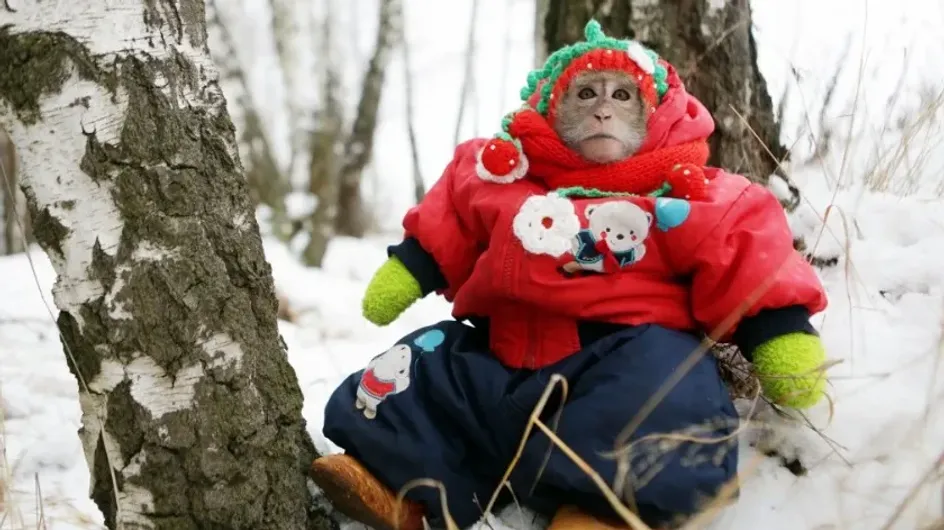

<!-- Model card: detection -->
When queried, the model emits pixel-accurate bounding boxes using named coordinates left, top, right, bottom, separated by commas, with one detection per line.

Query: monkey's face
left=553, top=70, right=648, bottom=164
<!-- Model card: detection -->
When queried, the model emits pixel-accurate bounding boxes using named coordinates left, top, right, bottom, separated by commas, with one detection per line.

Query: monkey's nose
left=594, top=111, right=612, bottom=121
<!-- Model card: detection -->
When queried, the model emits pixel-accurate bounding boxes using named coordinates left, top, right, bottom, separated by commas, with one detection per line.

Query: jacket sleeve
left=688, top=182, right=828, bottom=345
left=387, top=141, right=488, bottom=300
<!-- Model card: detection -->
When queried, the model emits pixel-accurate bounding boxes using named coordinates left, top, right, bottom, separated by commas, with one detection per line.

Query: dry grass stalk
left=395, top=478, right=460, bottom=530
left=484, top=373, right=652, bottom=529
left=1, top=382, right=19, bottom=529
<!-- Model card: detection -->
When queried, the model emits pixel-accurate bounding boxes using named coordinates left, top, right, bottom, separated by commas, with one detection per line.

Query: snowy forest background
left=1, top=0, right=944, bottom=529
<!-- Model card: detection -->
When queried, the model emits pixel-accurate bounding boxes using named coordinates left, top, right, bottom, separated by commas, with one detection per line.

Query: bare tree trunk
left=207, top=0, right=292, bottom=241
left=0, top=3, right=332, bottom=528
left=540, top=0, right=789, bottom=187
left=269, top=0, right=311, bottom=180
left=0, top=126, right=28, bottom=255
left=242, top=109, right=293, bottom=239
left=301, top=0, right=345, bottom=267
left=333, top=0, right=401, bottom=238
left=401, top=17, right=425, bottom=205
left=453, top=0, right=480, bottom=146
left=534, top=0, right=549, bottom=69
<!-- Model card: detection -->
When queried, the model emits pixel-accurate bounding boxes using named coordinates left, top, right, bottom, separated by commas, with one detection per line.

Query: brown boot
left=548, top=505, right=629, bottom=529
left=310, top=454, right=425, bottom=530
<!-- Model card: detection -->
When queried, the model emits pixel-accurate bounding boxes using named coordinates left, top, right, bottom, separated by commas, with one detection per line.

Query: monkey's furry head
left=476, top=20, right=673, bottom=183
left=523, top=20, right=669, bottom=122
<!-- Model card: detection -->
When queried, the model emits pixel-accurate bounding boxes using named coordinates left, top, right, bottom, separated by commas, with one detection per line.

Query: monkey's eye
left=578, top=87, right=596, bottom=99
left=612, top=89, right=632, bottom=101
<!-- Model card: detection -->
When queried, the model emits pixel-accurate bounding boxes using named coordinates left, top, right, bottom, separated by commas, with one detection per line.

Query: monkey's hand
left=361, top=257, right=422, bottom=326
left=752, top=333, right=827, bottom=409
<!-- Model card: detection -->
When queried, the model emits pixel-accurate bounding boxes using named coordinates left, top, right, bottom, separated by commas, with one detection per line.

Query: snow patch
left=767, top=173, right=794, bottom=203
left=286, top=191, right=317, bottom=218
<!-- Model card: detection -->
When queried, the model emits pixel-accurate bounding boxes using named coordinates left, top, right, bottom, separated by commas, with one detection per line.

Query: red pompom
left=480, top=138, right=521, bottom=177
left=667, top=163, right=708, bottom=200
left=476, top=137, right=530, bottom=184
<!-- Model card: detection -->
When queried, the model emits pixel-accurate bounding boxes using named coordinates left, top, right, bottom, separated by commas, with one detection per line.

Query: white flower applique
left=512, top=193, right=581, bottom=257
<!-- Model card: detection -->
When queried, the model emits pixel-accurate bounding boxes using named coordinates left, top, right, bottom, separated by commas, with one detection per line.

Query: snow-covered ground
left=4, top=0, right=944, bottom=528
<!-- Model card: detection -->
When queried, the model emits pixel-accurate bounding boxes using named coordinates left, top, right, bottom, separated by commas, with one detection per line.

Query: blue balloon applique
left=654, top=197, right=691, bottom=231
left=413, top=329, right=445, bottom=352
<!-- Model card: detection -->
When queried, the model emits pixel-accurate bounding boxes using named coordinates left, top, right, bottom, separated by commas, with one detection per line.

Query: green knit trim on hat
left=520, top=20, right=668, bottom=117
left=554, top=181, right=673, bottom=199
left=498, top=106, right=530, bottom=136
left=647, top=49, right=669, bottom=97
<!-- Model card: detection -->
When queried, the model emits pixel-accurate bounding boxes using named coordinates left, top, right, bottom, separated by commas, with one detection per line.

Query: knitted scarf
left=508, top=109, right=710, bottom=198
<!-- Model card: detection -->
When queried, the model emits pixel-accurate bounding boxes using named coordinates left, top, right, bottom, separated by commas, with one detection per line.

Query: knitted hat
left=476, top=19, right=670, bottom=183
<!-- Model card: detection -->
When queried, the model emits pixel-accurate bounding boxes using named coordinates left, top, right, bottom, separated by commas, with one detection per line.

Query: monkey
left=552, top=70, right=649, bottom=164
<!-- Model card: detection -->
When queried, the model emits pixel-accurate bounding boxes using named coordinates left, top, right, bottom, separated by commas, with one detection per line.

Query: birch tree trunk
left=540, top=0, right=789, bottom=186
left=301, top=0, right=344, bottom=267
left=333, top=0, right=401, bottom=238
left=0, top=2, right=332, bottom=528
left=0, top=125, right=29, bottom=255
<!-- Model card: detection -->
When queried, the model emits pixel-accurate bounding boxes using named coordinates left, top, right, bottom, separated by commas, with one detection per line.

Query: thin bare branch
left=453, top=0, right=480, bottom=146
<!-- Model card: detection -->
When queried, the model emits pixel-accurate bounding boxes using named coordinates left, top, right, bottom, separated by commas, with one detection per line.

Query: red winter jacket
left=390, top=88, right=827, bottom=370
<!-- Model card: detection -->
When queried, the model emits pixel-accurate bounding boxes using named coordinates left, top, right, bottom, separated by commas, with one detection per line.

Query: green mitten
left=361, top=257, right=423, bottom=326
left=752, top=332, right=828, bottom=409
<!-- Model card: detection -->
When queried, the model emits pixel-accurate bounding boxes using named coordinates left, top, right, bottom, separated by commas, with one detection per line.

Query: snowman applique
left=356, top=344, right=412, bottom=419
left=561, top=201, right=652, bottom=274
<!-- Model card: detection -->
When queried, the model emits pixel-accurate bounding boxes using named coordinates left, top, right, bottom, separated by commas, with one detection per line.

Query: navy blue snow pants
left=323, top=320, right=739, bottom=529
